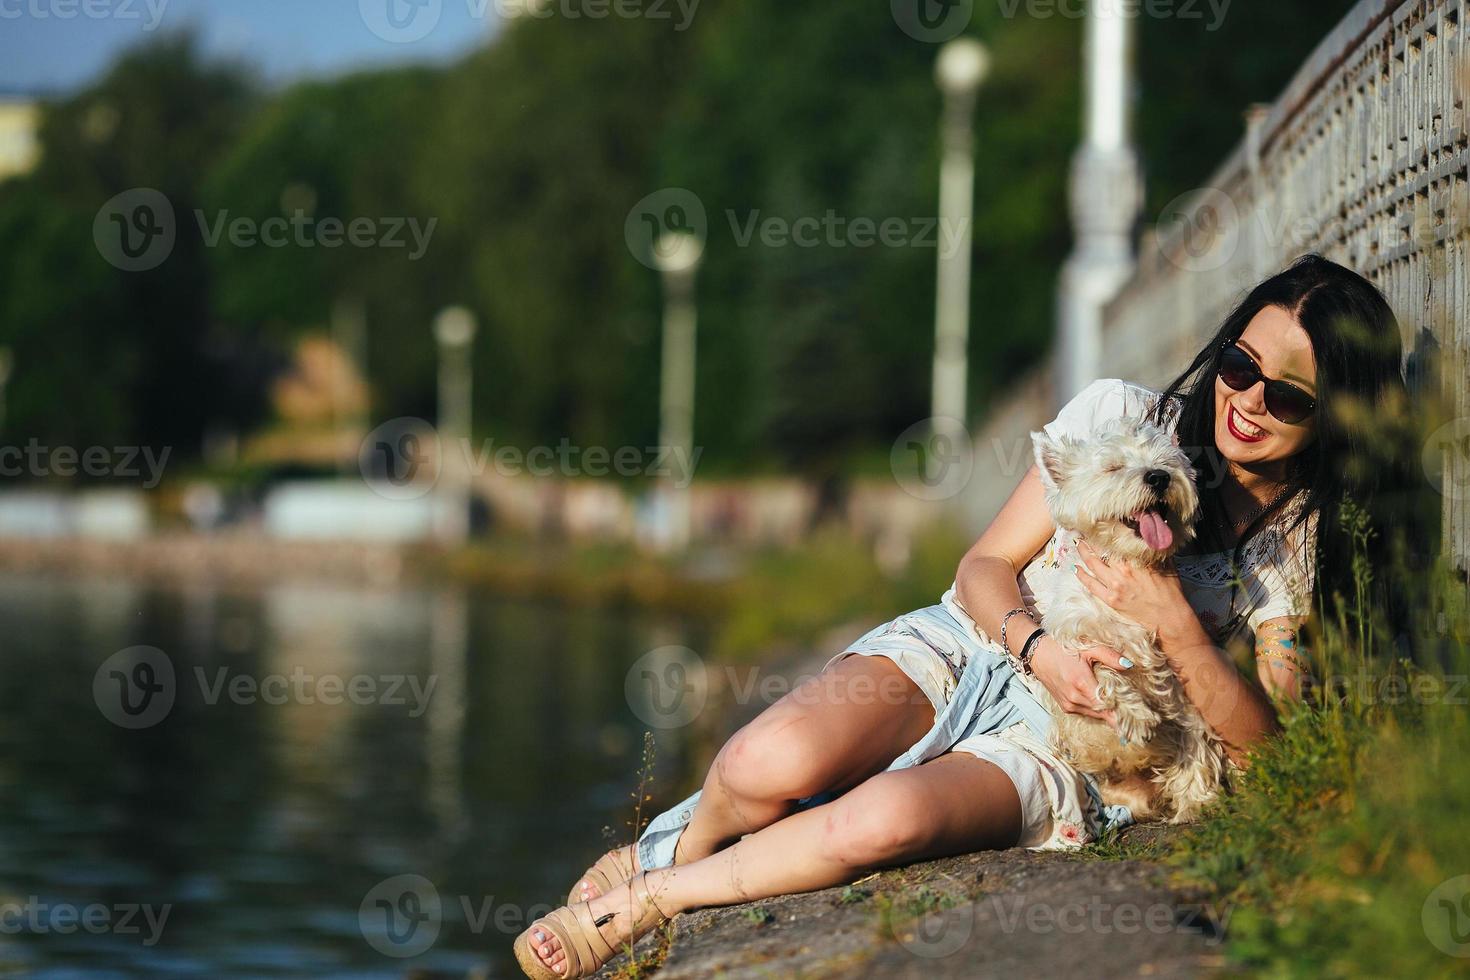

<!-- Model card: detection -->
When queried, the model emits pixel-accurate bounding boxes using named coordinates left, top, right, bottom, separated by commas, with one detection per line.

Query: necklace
left=1231, top=483, right=1295, bottom=532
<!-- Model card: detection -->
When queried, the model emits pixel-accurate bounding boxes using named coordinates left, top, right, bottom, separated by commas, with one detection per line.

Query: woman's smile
left=1225, top=404, right=1269, bottom=444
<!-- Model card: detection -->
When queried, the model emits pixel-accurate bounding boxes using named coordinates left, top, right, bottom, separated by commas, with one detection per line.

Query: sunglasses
left=1217, top=344, right=1317, bottom=425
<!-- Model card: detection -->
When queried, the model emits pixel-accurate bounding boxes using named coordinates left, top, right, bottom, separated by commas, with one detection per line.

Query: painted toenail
left=534, top=930, right=544, bottom=940
left=541, top=945, right=550, bottom=956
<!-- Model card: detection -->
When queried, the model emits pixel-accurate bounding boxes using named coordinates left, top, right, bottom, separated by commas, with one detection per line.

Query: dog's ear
left=1031, top=431, right=1067, bottom=489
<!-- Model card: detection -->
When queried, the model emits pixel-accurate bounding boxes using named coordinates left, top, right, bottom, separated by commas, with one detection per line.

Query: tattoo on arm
left=1254, top=621, right=1312, bottom=676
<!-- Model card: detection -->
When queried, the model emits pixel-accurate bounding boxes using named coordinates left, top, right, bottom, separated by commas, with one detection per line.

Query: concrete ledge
left=599, top=826, right=1224, bottom=979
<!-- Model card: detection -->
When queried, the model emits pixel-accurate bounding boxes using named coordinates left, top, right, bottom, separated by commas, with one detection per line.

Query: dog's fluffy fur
left=1029, top=417, right=1227, bottom=823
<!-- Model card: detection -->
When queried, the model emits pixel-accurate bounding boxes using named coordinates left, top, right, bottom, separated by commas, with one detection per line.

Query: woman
left=514, top=255, right=1410, bottom=979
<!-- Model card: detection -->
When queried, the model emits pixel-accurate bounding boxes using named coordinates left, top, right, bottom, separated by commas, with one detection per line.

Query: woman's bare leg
left=676, top=653, right=935, bottom=863
left=533, top=752, right=1023, bottom=975
left=575, top=653, right=933, bottom=902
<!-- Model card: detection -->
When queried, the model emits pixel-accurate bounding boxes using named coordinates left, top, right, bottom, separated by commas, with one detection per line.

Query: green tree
left=0, top=34, right=255, bottom=458
left=200, top=66, right=451, bottom=422
left=419, top=15, right=693, bottom=451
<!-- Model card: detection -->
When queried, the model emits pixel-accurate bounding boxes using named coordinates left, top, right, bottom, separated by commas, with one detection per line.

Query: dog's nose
left=1144, top=469, right=1172, bottom=493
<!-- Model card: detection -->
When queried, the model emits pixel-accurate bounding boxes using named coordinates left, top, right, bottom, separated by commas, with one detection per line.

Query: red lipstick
left=1226, top=405, right=1268, bottom=444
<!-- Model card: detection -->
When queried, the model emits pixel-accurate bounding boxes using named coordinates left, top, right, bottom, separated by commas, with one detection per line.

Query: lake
left=0, top=573, right=709, bottom=977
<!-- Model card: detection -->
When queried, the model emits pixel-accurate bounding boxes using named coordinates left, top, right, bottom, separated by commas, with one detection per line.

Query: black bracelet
left=1016, top=627, right=1046, bottom=676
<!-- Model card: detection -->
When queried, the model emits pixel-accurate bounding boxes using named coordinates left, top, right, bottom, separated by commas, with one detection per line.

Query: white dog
left=1029, top=417, right=1226, bottom=823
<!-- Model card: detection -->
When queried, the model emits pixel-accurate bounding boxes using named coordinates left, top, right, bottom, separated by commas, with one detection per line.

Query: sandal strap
left=525, top=872, right=673, bottom=979
left=567, top=902, right=618, bottom=966
left=585, top=844, right=637, bottom=892
left=626, top=872, right=674, bottom=932
left=527, top=905, right=614, bottom=978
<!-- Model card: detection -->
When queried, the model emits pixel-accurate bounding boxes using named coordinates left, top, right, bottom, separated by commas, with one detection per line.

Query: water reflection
left=0, top=573, right=706, bottom=976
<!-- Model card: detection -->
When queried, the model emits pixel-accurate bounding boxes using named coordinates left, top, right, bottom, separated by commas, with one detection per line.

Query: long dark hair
left=1149, top=254, right=1420, bottom=626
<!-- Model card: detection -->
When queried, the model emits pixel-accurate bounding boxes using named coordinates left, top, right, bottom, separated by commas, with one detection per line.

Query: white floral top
left=954, top=379, right=1317, bottom=648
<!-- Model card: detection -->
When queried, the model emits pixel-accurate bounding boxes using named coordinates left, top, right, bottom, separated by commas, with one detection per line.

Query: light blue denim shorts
left=637, top=602, right=1126, bottom=869
left=829, top=606, right=1109, bottom=850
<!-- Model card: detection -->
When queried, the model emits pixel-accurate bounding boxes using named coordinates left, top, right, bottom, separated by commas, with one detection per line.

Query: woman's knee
left=818, top=783, right=933, bottom=870
left=711, top=711, right=835, bottom=804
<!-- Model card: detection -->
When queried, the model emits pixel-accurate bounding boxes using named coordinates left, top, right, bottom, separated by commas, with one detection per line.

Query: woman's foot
left=526, top=871, right=672, bottom=978
left=570, top=843, right=640, bottom=904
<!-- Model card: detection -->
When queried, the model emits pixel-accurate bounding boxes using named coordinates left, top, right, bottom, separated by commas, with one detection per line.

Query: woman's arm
left=1074, top=541, right=1287, bottom=766
left=1153, top=607, right=1282, bottom=766
left=1252, top=616, right=1312, bottom=702
left=956, top=466, right=1131, bottom=722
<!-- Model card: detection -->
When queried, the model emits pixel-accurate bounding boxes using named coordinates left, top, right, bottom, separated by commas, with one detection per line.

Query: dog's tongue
left=1136, top=510, right=1173, bottom=551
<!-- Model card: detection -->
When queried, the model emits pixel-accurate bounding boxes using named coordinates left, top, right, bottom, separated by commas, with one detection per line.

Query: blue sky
left=0, top=0, right=500, bottom=95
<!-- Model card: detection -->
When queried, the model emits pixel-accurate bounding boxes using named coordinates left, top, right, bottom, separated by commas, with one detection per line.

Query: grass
left=604, top=921, right=674, bottom=980
left=740, top=905, right=776, bottom=926
left=1100, top=544, right=1470, bottom=977
left=871, top=881, right=966, bottom=943
left=710, top=526, right=964, bottom=661
left=438, top=523, right=965, bottom=662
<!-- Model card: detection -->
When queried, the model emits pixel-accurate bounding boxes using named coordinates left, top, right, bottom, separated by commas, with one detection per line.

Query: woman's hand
left=1028, top=635, right=1126, bottom=724
left=1074, top=540, right=1193, bottom=633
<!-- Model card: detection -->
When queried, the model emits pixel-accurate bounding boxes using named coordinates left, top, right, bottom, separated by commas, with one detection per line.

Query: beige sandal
left=566, top=843, right=638, bottom=905
left=513, top=872, right=671, bottom=980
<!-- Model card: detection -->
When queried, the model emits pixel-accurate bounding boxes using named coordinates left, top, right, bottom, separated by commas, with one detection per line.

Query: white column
left=433, top=307, right=477, bottom=545
left=1056, top=0, right=1143, bottom=402
left=931, top=39, right=990, bottom=430
left=654, top=231, right=704, bottom=552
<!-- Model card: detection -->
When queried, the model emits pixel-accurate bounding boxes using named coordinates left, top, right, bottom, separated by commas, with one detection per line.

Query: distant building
left=0, top=98, right=40, bottom=180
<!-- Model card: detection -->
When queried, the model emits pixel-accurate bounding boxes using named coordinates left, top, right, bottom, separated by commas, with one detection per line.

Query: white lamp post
left=433, top=306, right=477, bottom=545
left=653, top=230, right=704, bottom=552
left=1055, top=2, right=1143, bottom=402
left=930, top=38, right=990, bottom=434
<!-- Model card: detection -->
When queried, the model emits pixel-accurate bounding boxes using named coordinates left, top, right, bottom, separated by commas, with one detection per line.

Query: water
left=0, top=573, right=707, bottom=977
